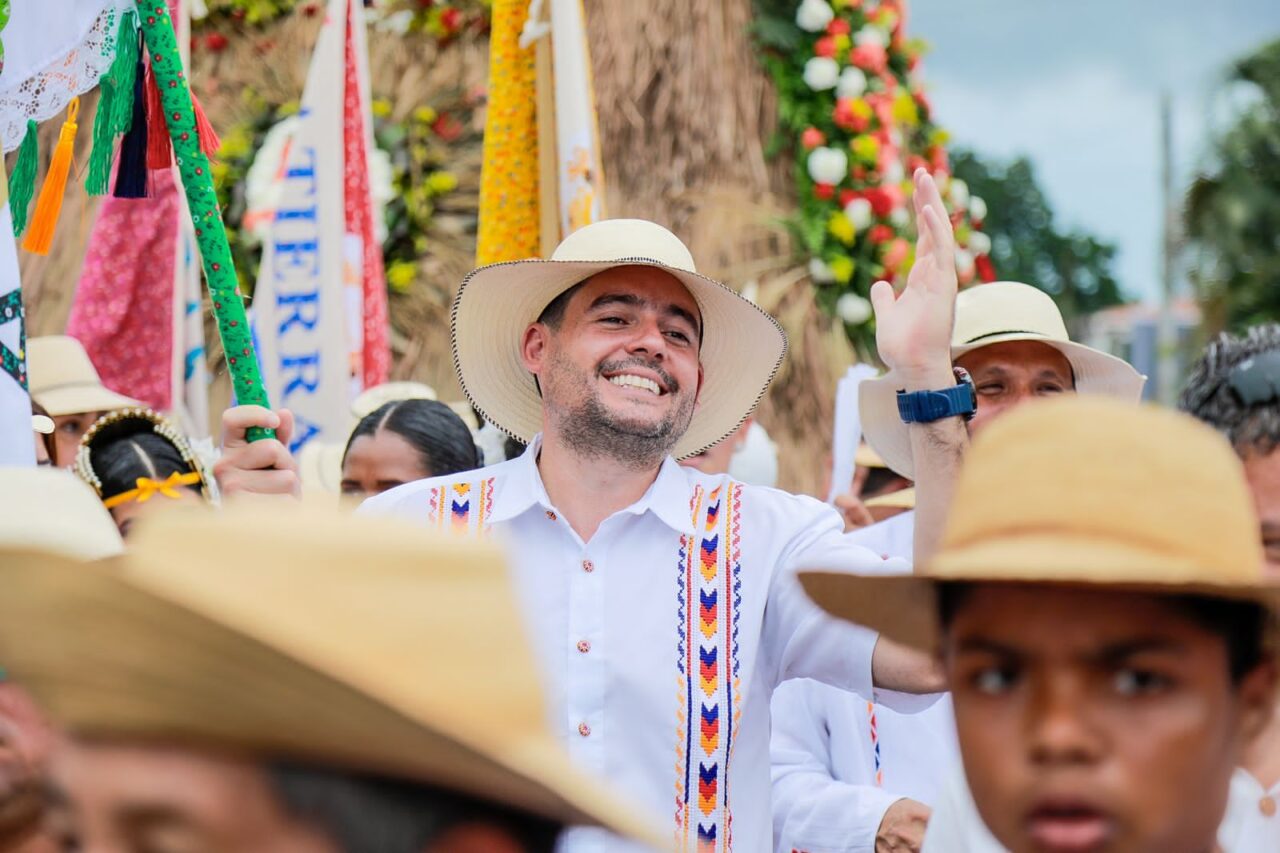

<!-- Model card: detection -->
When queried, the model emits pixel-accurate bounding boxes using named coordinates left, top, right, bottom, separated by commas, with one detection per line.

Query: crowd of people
left=2, top=168, right=1278, bottom=853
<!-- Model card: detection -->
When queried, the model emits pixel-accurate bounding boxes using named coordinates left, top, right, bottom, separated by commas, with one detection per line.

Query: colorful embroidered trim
left=675, top=482, right=743, bottom=851
left=867, top=701, right=883, bottom=786
left=426, top=478, right=496, bottom=535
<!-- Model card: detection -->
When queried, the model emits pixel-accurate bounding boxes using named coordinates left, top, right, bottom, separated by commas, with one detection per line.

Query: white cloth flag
left=251, top=0, right=350, bottom=453
left=550, top=0, right=605, bottom=236
left=0, top=205, right=34, bottom=466
left=826, top=363, right=878, bottom=503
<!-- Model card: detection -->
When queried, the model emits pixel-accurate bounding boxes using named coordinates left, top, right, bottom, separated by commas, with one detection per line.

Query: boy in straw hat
left=26, top=336, right=142, bottom=467
left=1181, top=324, right=1280, bottom=849
left=215, top=169, right=967, bottom=850
left=801, top=397, right=1279, bottom=853
left=0, top=504, right=663, bottom=852
left=772, top=282, right=1147, bottom=852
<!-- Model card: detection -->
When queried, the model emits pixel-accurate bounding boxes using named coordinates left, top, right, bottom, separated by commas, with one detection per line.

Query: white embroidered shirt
left=363, top=438, right=905, bottom=852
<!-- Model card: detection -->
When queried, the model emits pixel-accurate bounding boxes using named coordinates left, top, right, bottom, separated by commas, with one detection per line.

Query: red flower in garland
left=826, top=18, right=851, bottom=36
left=850, top=43, right=887, bottom=73
left=813, top=182, right=836, bottom=201
left=975, top=254, right=997, bottom=283
left=814, top=36, right=836, bottom=58
left=833, top=98, right=869, bottom=132
left=869, top=224, right=894, bottom=244
left=204, top=32, right=229, bottom=52
left=440, top=6, right=463, bottom=33
left=431, top=113, right=464, bottom=142
left=801, top=127, right=826, bottom=149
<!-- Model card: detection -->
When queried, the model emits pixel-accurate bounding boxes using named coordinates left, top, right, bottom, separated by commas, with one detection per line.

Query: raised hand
left=870, top=168, right=958, bottom=388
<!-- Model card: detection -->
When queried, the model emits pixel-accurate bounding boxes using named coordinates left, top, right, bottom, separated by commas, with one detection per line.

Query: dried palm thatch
left=16, top=0, right=856, bottom=495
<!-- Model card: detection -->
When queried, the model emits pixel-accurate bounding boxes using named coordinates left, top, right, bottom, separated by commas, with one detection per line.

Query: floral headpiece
left=74, top=408, right=213, bottom=509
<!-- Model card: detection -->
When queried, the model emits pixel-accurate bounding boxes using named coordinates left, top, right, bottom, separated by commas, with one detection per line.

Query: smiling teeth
left=609, top=374, right=661, bottom=395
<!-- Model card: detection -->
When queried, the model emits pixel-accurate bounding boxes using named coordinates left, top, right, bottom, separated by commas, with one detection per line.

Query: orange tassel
left=144, top=63, right=172, bottom=170
left=192, top=91, right=221, bottom=162
left=21, top=98, right=80, bottom=256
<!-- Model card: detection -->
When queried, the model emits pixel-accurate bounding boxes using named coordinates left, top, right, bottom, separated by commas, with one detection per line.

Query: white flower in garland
left=796, top=0, right=835, bottom=32
left=843, top=197, right=873, bottom=230
left=836, top=66, right=868, bottom=99
left=968, top=231, right=992, bottom=256
left=803, top=56, right=840, bottom=91
left=854, top=25, right=889, bottom=48
left=954, top=247, right=975, bottom=278
left=807, top=146, right=848, bottom=184
left=889, top=207, right=909, bottom=228
left=948, top=178, right=970, bottom=211
left=809, top=257, right=837, bottom=284
left=837, top=292, right=873, bottom=325
left=969, top=195, right=988, bottom=222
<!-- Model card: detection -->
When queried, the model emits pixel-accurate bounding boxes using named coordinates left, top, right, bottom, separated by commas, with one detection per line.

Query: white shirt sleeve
left=771, top=680, right=899, bottom=853
left=762, top=492, right=907, bottom=700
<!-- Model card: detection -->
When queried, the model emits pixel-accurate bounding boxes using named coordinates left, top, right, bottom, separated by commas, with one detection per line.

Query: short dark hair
left=1180, top=324, right=1280, bottom=457
left=936, top=582, right=1270, bottom=683
left=536, top=282, right=587, bottom=330
left=343, top=399, right=481, bottom=477
left=268, top=763, right=562, bottom=853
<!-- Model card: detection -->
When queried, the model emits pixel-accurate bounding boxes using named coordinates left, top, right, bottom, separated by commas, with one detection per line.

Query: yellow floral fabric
left=476, top=0, right=540, bottom=265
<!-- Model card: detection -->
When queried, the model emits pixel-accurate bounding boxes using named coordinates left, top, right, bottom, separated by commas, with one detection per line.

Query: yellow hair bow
left=103, top=472, right=203, bottom=509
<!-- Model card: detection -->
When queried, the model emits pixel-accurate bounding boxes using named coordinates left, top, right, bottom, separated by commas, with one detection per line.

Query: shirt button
left=582, top=559, right=594, bottom=573
left=545, top=510, right=557, bottom=521
left=577, top=639, right=591, bottom=653
left=1260, top=795, right=1277, bottom=817
left=577, top=721, right=591, bottom=737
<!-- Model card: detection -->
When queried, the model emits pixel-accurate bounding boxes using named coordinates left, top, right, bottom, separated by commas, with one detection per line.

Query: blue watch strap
left=897, top=384, right=976, bottom=424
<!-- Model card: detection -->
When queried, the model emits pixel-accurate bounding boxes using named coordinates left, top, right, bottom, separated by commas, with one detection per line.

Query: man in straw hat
left=215, top=168, right=967, bottom=850
left=772, top=282, right=1147, bottom=852
left=26, top=336, right=142, bottom=467
left=801, top=397, right=1279, bottom=853
left=0, top=504, right=663, bottom=852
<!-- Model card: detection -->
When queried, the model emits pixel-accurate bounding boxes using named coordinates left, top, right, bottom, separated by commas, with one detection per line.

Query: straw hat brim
left=800, top=533, right=1280, bottom=653
left=452, top=258, right=786, bottom=459
left=865, top=487, right=914, bottom=510
left=860, top=337, right=1146, bottom=477
left=35, top=383, right=142, bottom=418
left=0, top=547, right=663, bottom=846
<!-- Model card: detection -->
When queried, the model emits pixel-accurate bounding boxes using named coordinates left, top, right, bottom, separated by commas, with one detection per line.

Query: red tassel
left=144, top=62, right=172, bottom=170
left=191, top=91, right=222, bottom=162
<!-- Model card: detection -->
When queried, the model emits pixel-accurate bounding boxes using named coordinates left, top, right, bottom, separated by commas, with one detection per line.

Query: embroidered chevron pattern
left=426, top=478, right=496, bottom=537
left=675, top=482, right=741, bottom=852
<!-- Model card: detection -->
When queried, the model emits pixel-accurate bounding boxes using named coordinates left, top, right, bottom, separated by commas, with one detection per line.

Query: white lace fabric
left=0, top=0, right=133, bottom=153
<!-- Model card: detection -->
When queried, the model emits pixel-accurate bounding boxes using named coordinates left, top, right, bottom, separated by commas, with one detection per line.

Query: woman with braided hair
left=74, top=408, right=215, bottom=538
left=338, top=399, right=482, bottom=501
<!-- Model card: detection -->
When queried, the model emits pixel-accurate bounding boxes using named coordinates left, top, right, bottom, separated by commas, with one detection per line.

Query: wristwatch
left=896, top=367, right=977, bottom=424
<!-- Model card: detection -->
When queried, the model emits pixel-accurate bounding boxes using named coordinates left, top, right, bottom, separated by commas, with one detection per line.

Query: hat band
left=962, top=329, right=1050, bottom=345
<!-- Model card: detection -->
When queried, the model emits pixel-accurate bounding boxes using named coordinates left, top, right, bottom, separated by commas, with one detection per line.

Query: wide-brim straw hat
left=860, top=282, right=1146, bottom=477
left=801, top=397, right=1279, bottom=653
left=0, top=504, right=664, bottom=846
left=27, top=335, right=142, bottom=417
left=0, top=467, right=122, bottom=559
left=452, top=219, right=787, bottom=459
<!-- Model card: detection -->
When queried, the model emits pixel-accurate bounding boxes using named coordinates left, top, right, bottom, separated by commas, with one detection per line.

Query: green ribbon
left=135, top=1, right=274, bottom=441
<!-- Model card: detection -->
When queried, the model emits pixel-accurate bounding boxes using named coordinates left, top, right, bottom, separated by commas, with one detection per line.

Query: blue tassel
left=113, top=48, right=149, bottom=199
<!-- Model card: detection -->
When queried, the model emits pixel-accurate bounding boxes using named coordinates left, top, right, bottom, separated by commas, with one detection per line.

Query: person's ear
left=520, top=323, right=550, bottom=375
left=1235, top=658, right=1278, bottom=748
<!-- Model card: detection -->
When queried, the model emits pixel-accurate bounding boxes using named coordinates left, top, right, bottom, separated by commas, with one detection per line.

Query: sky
left=910, top=0, right=1280, bottom=303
